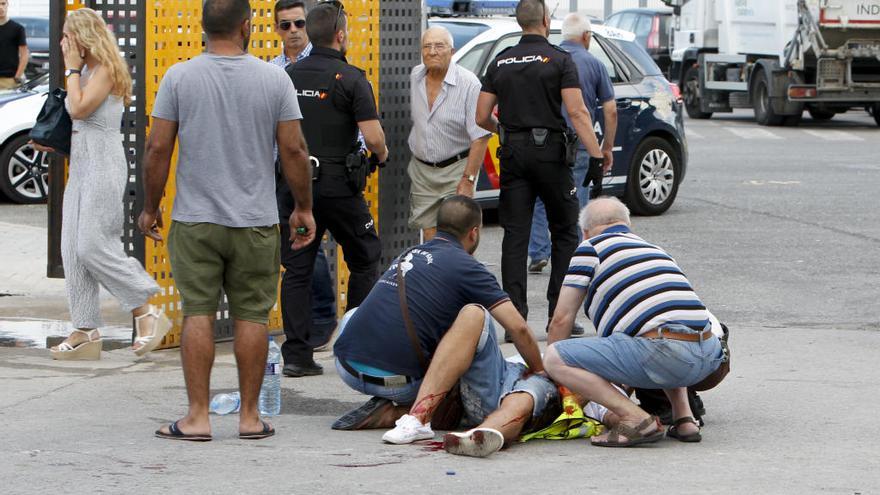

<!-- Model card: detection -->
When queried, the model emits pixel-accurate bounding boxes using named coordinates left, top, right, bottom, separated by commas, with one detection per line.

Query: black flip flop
left=332, top=396, right=393, bottom=430
left=666, top=416, right=702, bottom=443
left=154, top=420, right=212, bottom=442
left=240, top=420, right=275, bottom=440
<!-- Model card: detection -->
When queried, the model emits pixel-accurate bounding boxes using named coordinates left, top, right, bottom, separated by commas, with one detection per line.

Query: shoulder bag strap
left=397, top=250, right=430, bottom=372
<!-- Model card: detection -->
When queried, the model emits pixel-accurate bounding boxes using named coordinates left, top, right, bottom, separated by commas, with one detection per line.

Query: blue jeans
left=528, top=151, right=592, bottom=260
left=459, top=308, right=559, bottom=427
left=552, top=324, right=725, bottom=390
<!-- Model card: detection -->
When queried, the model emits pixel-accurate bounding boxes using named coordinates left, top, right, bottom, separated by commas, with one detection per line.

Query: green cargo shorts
left=168, top=221, right=281, bottom=324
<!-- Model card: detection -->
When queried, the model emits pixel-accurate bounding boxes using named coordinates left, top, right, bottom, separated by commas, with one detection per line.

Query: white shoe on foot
left=443, top=428, right=504, bottom=458
left=381, top=414, right=434, bottom=444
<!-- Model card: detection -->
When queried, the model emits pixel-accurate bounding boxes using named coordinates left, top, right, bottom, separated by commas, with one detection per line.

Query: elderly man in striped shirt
left=407, top=26, right=491, bottom=240
left=544, top=197, right=725, bottom=447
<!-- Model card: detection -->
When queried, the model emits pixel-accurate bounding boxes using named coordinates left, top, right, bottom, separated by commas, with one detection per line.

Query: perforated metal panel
left=377, top=0, right=421, bottom=265
left=49, top=0, right=420, bottom=347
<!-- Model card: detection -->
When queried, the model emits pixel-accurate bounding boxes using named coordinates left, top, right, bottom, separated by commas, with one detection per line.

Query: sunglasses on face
left=279, top=19, right=306, bottom=31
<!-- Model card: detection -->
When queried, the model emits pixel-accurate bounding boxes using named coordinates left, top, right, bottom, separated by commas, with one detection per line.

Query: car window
left=659, top=15, right=671, bottom=49
left=457, top=41, right=491, bottom=76
left=428, top=21, right=491, bottom=52
left=481, top=34, right=520, bottom=77
left=588, top=39, right=621, bottom=83
left=15, top=18, right=50, bottom=38
left=634, top=14, right=653, bottom=38
left=607, top=38, right=662, bottom=76
left=605, top=13, right=621, bottom=28
left=612, top=12, right=638, bottom=32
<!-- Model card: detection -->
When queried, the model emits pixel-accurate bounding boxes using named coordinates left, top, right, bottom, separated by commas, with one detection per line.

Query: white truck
left=662, top=0, right=880, bottom=126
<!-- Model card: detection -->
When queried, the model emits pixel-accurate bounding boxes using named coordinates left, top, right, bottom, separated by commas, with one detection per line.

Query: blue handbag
left=29, top=88, right=72, bottom=156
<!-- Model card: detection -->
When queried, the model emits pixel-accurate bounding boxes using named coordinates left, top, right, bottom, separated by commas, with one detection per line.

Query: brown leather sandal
left=591, top=415, right=664, bottom=447
left=667, top=416, right=702, bottom=443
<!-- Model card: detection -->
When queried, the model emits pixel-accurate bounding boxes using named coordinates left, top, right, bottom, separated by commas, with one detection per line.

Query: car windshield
left=429, top=21, right=491, bottom=51
left=16, top=18, right=50, bottom=38
left=608, top=38, right=662, bottom=76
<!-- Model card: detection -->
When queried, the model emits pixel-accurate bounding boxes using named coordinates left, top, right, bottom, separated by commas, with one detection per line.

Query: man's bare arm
left=490, top=301, right=544, bottom=374
left=457, top=135, right=490, bottom=197
left=357, top=119, right=389, bottom=163
left=546, top=286, right=589, bottom=345
left=137, top=117, right=178, bottom=242
left=475, top=92, right=499, bottom=135
left=600, top=99, right=618, bottom=172
left=277, top=119, right=316, bottom=250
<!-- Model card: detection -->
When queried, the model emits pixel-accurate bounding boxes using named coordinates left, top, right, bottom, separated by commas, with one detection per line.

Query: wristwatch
left=463, top=174, right=476, bottom=183
left=65, top=68, right=82, bottom=78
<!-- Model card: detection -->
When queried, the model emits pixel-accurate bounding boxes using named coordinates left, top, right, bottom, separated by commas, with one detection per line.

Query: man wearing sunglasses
left=281, top=0, right=389, bottom=378
left=270, top=0, right=311, bottom=69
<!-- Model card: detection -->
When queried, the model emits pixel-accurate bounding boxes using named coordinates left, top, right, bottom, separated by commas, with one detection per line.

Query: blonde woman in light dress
left=33, top=8, right=170, bottom=360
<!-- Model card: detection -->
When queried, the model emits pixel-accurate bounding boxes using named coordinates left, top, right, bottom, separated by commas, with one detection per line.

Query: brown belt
left=639, top=327, right=713, bottom=342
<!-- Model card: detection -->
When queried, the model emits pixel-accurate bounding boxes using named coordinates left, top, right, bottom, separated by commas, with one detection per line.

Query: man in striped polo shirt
left=544, top=197, right=725, bottom=447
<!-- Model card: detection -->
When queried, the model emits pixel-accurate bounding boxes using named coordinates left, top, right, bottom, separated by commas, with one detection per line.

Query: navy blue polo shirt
left=559, top=39, right=615, bottom=149
left=333, top=232, right=509, bottom=378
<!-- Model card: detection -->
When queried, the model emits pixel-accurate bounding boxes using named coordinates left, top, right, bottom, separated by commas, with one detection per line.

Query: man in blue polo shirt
left=544, top=197, right=724, bottom=447
left=528, top=13, right=618, bottom=275
left=333, top=195, right=559, bottom=457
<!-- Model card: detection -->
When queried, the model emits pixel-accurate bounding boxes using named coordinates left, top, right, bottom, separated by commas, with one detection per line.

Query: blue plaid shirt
left=269, top=43, right=313, bottom=68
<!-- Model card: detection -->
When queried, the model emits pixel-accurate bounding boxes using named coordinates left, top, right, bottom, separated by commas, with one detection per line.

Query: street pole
left=604, top=0, right=613, bottom=18
left=570, top=0, right=577, bottom=13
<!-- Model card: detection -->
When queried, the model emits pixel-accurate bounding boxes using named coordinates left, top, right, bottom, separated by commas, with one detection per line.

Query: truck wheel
left=808, top=108, right=835, bottom=121
left=683, top=66, right=712, bottom=119
left=624, top=137, right=680, bottom=216
left=752, top=71, right=784, bottom=126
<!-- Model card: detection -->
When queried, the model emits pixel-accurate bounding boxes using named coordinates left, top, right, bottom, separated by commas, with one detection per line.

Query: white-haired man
left=528, top=13, right=618, bottom=275
left=407, top=26, right=491, bottom=240
left=543, top=197, right=725, bottom=447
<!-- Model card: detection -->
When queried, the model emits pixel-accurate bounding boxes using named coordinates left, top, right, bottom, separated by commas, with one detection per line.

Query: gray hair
left=579, top=196, right=631, bottom=233
left=562, top=13, right=592, bottom=40
left=422, top=26, right=454, bottom=49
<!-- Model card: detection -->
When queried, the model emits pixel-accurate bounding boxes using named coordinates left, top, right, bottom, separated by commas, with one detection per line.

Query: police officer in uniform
left=281, top=1, right=389, bottom=377
left=475, top=0, right=608, bottom=328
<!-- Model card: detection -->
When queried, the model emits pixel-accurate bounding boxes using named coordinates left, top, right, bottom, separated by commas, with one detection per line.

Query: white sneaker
left=443, top=428, right=504, bottom=458
left=381, top=414, right=434, bottom=444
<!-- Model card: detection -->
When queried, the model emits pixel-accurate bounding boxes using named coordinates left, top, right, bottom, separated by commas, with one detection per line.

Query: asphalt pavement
left=0, top=109, right=879, bottom=494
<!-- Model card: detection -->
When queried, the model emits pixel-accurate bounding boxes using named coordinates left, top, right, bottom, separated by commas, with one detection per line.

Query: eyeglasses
left=279, top=19, right=306, bottom=31
left=422, top=42, right=449, bottom=53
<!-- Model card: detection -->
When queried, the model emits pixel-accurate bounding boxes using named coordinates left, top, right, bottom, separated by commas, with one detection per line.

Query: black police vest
left=291, top=59, right=359, bottom=162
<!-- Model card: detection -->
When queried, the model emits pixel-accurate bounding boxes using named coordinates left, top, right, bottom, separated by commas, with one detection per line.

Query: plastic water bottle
left=259, top=336, right=282, bottom=416
left=210, top=391, right=240, bottom=415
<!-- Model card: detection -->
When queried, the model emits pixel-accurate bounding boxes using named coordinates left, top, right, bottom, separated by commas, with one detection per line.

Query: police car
left=430, top=17, right=688, bottom=216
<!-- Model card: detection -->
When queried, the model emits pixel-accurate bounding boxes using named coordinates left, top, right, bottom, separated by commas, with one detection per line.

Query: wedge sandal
left=50, top=329, right=102, bottom=361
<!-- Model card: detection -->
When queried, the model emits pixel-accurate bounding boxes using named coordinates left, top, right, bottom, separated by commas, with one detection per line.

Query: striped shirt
left=563, top=224, right=710, bottom=337
left=408, top=63, right=491, bottom=163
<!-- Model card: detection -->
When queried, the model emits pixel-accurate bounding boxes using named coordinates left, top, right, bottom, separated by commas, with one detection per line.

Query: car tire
left=752, top=70, right=784, bottom=126
left=624, top=137, right=680, bottom=216
left=0, top=133, right=50, bottom=204
left=808, top=108, right=835, bottom=121
left=873, top=103, right=880, bottom=127
left=683, top=66, right=712, bottom=119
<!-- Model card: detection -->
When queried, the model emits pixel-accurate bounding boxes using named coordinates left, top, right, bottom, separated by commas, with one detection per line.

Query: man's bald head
left=579, top=197, right=631, bottom=235
left=516, top=0, right=547, bottom=30
left=436, top=195, right=482, bottom=241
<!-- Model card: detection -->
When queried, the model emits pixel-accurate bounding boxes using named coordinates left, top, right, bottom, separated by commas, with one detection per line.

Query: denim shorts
left=552, top=324, right=725, bottom=390
left=459, top=308, right=560, bottom=428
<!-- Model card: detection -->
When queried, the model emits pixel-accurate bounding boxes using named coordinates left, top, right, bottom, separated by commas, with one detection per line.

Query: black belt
left=338, top=359, right=414, bottom=388
left=415, top=150, right=469, bottom=168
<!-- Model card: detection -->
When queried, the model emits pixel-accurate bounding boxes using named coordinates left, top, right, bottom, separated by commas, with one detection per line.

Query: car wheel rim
left=8, top=142, right=49, bottom=200
left=638, top=148, right=674, bottom=206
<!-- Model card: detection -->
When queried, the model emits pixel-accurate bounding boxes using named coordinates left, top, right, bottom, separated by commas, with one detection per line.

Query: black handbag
left=29, top=88, right=72, bottom=156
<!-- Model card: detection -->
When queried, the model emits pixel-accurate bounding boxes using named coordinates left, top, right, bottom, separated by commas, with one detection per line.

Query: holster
left=345, top=151, right=368, bottom=194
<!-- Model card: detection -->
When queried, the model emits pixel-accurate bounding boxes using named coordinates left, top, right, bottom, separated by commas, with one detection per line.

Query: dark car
left=13, top=17, right=50, bottom=79
left=429, top=18, right=687, bottom=216
left=604, top=8, right=672, bottom=78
